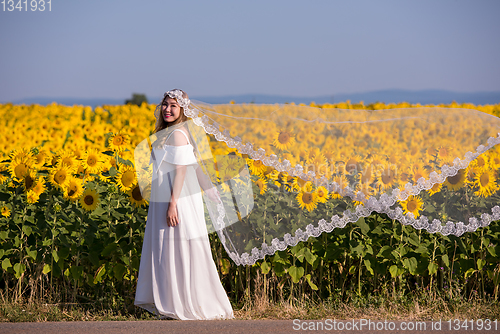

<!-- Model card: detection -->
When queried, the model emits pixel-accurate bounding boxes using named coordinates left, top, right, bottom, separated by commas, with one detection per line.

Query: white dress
left=134, top=128, right=234, bottom=320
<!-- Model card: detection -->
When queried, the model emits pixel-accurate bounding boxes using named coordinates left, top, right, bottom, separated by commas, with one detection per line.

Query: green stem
left=430, top=237, right=437, bottom=295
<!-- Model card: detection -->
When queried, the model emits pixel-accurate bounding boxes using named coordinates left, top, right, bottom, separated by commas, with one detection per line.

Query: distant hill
left=195, top=89, right=500, bottom=105
left=5, top=89, right=500, bottom=107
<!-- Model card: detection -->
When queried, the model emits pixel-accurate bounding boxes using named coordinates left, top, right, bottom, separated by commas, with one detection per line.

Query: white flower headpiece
left=164, top=89, right=191, bottom=110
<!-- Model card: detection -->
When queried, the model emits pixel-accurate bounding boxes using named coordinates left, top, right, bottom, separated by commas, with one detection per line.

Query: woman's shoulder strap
left=166, top=128, right=190, bottom=145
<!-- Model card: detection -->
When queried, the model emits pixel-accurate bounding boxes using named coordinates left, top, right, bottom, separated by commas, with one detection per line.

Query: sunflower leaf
left=304, top=274, right=318, bottom=290
left=428, top=262, right=438, bottom=275
left=2, top=258, right=12, bottom=271
left=288, top=265, right=304, bottom=283
left=260, top=261, right=271, bottom=274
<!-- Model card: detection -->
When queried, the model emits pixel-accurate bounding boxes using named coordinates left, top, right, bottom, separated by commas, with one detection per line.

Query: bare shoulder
left=166, top=129, right=189, bottom=146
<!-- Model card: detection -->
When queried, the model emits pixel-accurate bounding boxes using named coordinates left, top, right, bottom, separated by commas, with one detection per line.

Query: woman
left=134, top=89, right=234, bottom=320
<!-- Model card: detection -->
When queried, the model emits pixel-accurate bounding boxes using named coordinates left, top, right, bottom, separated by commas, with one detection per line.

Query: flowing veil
left=135, top=100, right=500, bottom=265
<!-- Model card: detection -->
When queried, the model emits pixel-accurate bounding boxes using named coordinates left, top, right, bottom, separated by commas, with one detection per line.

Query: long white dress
left=134, top=128, right=234, bottom=320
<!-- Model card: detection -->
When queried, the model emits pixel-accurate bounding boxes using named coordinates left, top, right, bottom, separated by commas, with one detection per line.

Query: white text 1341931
left=1, top=0, right=51, bottom=11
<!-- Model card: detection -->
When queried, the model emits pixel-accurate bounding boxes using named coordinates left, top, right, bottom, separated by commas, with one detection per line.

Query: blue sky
left=0, top=0, right=499, bottom=102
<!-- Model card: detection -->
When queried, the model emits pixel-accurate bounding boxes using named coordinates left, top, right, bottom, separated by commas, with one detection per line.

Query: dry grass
left=234, top=273, right=500, bottom=321
left=1, top=273, right=498, bottom=322
left=234, top=297, right=500, bottom=321
left=0, top=302, right=155, bottom=322
left=1, top=295, right=498, bottom=322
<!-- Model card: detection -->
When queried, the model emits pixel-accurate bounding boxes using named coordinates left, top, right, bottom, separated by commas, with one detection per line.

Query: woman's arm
left=196, top=165, right=220, bottom=202
left=166, top=164, right=186, bottom=227
left=195, top=165, right=212, bottom=191
left=165, top=130, right=189, bottom=227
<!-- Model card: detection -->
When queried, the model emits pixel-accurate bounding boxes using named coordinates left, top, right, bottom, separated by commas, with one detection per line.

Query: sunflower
left=218, top=166, right=235, bottom=185
left=254, top=178, right=268, bottom=195
left=330, top=175, right=349, bottom=199
left=471, top=154, right=488, bottom=170
left=387, top=154, right=401, bottom=167
left=70, top=144, right=85, bottom=160
left=292, top=178, right=313, bottom=192
left=105, top=155, right=118, bottom=170
left=127, top=183, right=147, bottom=207
left=474, top=169, right=498, bottom=198
left=399, top=171, right=411, bottom=184
left=304, top=147, right=321, bottom=163
left=0, top=163, right=9, bottom=184
left=75, top=164, right=86, bottom=180
left=50, top=154, right=59, bottom=166
left=8, top=155, right=31, bottom=180
left=26, top=190, right=39, bottom=204
left=32, top=177, right=46, bottom=197
left=263, top=168, right=280, bottom=187
left=343, top=154, right=363, bottom=175
left=410, top=165, right=428, bottom=184
left=444, top=168, right=466, bottom=191
left=323, top=149, right=336, bottom=162
left=407, top=144, right=420, bottom=158
left=296, top=189, right=318, bottom=212
left=22, top=169, right=37, bottom=192
left=400, top=195, right=423, bottom=218
left=310, top=122, right=325, bottom=135
left=56, top=150, right=78, bottom=171
left=49, top=164, right=71, bottom=189
left=315, top=186, right=329, bottom=203
left=273, top=130, right=295, bottom=150
left=246, top=158, right=267, bottom=176
left=427, top=182, right=442, bottom=196
left=359, top=163, right=375, bottom=185
left=376, top=165, right=398, bottom=191
left=466, top=166, right=480, bottom=184
left=33, top=149, right=49, bottom=169
left=354, top=182, right=373, bottom=204
left=82, top=148, right=103, bottom=174
left=9, top=147, right=32, bottom=162
left=426, top=146, right=439, bottom=158
left=1, top=205, right=11, bottom=218
left=109, top=131, right=130, bottom=152
left=280, top=172, right=294, bottom=191
left=218, top=155, right=244, bottom=175
left=306, top=132, right=316, bottom=145
left=293, top=148, right=305, bottom=164
left=64, top=177, right=84, bottom=202
left=80, top=188, right=99, bottom=211
left=119, top=150, right=134, bottom=164
left=438, top=145, right=453, bottom=164
left=213, top=146, right=230, bottom=157
left=295, top=131, right=307, bottom=143
left=306, top=152, right=327, bottom=175
left=489, top=153, right=500, bottom=169
left=312, top=134, right=325, bottom=146
left=115, top=165, right=137, bottom=192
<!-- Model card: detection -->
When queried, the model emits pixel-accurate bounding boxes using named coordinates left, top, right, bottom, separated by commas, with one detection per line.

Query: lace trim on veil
left=185, top=105, right=500, bottom=265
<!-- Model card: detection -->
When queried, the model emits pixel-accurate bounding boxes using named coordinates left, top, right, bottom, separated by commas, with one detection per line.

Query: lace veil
left=135, top=93, right=500, bottom=265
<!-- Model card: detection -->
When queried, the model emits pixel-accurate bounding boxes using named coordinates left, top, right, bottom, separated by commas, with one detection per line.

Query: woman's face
left=161, top=97, right=182, bottom=123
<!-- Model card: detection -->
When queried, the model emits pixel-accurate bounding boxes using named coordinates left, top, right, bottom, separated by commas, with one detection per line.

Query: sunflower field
left=1, top=100, right=500, bottom=312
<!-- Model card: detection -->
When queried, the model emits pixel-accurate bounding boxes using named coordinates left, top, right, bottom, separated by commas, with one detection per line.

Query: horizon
left=6, top=88, right=500, bottom=107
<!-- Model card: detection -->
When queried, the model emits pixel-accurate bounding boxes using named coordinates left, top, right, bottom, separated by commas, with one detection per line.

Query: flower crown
left=164, top=89, right=191, bottom=110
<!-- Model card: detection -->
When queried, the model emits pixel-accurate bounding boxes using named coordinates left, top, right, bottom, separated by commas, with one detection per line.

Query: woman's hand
left=205, top=187, right=221, bottom=203
left=166, top=202, right=179, bottom=227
